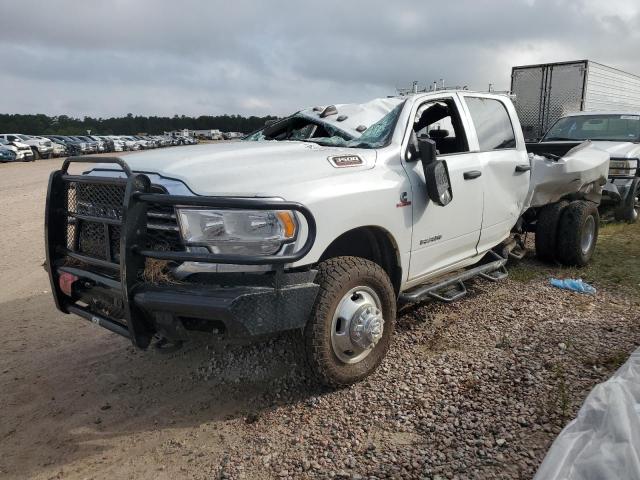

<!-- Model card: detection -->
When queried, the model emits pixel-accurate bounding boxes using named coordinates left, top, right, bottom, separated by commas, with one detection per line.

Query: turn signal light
left=276, top=211, right=297, bottom=239
left=59, top=272, right=79, bottom=297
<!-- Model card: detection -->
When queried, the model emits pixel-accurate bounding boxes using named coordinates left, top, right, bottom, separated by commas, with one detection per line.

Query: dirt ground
left=1, top=158, right=639, bottom=480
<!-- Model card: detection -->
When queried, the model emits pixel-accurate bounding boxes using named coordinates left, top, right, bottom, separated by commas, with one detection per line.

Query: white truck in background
left=536, top=111, right=640, bottom=222
left=0, top=136, right=34, bottom=161
left=45, top=90, right=609, bottom=387
left=511, top=60, right=640, bottom=141
left=0, top=133, right=53, bottom=159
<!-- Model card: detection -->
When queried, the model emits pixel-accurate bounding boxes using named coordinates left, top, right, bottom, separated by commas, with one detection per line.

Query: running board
left=399, top=251, right=508, bottom=305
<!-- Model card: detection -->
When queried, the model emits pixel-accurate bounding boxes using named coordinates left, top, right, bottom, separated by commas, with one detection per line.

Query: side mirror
left=424, top=160, right=453, bottom=206
left=405, top=134, right=453, bottom=206
left=416, top=136, right=453, bottom=206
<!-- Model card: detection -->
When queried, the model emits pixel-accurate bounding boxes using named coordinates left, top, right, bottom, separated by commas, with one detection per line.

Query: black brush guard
left=45, top=157, right=317, bottom=348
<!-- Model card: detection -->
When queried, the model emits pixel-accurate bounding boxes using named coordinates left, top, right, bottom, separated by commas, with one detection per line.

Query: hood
left=97, top=141, right=377, bottom=196
left=590, top=141, right=640, bottom=158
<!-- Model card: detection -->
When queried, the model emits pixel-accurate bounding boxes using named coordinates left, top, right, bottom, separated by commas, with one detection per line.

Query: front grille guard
left=45, top=156, right=317, bottom=348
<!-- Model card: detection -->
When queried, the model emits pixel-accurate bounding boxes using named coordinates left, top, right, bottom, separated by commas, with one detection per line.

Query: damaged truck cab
left=45, top=91, right=609, bottom=386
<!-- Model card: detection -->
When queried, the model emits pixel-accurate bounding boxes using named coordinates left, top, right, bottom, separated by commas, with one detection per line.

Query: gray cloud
left=0, top=0, right=638, bottom=117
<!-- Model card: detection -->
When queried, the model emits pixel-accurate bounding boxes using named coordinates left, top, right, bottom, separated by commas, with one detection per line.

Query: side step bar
left=399, top=251, right=508, bottom=305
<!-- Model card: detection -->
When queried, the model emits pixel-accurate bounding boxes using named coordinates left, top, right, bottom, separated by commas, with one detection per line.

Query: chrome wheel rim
left=632, top=192, right=639, bottom=220
left=330, top=286, right=384, bottom=364
left=581, top=215, right=596, bottom=254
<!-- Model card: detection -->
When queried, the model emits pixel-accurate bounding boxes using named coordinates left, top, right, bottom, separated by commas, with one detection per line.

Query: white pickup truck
left=45, top=90, right=609, bottom=386
left=537, top=112, right=640, bottom=222
left=0, top=134, right=53, bottom=159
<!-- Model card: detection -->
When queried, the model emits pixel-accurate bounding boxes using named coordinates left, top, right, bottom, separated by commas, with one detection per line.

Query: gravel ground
left=1, top=159, right=639, bottom=480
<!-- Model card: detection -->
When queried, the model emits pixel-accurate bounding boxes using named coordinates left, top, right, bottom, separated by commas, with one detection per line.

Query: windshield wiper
left=543, top=137, right=578, bottom=141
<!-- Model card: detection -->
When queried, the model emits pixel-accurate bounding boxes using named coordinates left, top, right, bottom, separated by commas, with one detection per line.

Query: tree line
left=0, top=113, right=279, bottom=135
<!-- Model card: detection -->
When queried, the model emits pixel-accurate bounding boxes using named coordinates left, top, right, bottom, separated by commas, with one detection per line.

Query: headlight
left=177, top=209, right=297, bottom=256
left=609, top=158, right=638, bottom=175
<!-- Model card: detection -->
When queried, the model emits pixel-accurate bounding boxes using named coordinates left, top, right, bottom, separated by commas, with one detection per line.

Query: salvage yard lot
left=1, top=159, right=639, bottom=479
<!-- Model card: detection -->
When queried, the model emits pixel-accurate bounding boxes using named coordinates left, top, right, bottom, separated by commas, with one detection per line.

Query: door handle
left=515, top=164, right=531, bottom=173
left=463, top=170, right=482, bottom=180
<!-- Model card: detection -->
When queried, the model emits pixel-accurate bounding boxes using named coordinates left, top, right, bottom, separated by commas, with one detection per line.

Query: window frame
left=401, top=94, right=476, bottom=160
left=459, top=94, right=518, bottom=153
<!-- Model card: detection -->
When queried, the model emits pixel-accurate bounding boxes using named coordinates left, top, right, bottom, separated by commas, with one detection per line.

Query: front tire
left=304, top=256, right=396, bottom=388
left=556, top=201, right=599, bottom=266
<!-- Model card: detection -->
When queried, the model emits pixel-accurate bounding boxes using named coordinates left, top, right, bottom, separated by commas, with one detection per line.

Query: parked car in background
left=107, top=136, right=126, bottom=152
left=73, top=136, right=99, bottom=153
left=46, top=136, right=86, bottom=156
left=537, top=112, right=640, bottom=222
left=0, top=130, right=199, bottom=163
left=50, top=140, right=67, bottom=157
left=0, top=137, right=34, bottom=161
left=0, top=141, right=18, bottom=162
left=87, top=136, right=107, bottom=152
left=223, top=131, right=244, bottom=140
left=132, top=136, right=153, bottom=149
left=0, top=133, right=50, bottom=159
left=119, top=136, right=141, bottom=151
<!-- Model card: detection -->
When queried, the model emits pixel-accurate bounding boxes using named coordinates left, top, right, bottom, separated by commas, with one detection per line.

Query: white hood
left=99, top=141, right=376, bottom=196
left=589, top=141, right=640, bottom=158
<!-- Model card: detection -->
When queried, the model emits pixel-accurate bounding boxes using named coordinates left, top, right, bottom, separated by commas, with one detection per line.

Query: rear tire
left=556, top=201, right=599, bottom=267
left=304, top=256, right=396, bottom=388
left=535, top=200, right=568, bottom=262
left=32, top=149, right=40, bottom=160
left=614, top=179, right=639, bottom=223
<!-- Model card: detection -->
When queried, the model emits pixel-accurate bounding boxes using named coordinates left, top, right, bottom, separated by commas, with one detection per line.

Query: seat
left=428, top=129, right=458, bottom=154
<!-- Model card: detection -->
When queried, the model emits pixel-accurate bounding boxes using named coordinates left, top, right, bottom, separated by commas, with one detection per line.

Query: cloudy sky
left=1, top=0, right=639, bottom=118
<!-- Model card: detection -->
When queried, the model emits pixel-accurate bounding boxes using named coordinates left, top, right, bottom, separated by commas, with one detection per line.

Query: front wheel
left=304, top=257, right=396, bottom=388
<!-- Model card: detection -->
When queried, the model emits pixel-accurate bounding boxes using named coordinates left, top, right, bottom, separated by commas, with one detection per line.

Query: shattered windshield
left=544, top=114, right=640, bottom=142
left=302, top=102, right=405, bottom=149
left=244, top=99, right=406, bottom=149
left=243, top=114, right=353, bottom=143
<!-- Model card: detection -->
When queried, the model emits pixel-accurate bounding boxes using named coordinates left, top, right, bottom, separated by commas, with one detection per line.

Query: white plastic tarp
left=534, top=348, right=640, bottom=480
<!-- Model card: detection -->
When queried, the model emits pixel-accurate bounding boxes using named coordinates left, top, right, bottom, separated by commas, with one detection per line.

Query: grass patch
left=510, top=221, right=640, bottom=297
left=509, top=263, right=545, bottom=283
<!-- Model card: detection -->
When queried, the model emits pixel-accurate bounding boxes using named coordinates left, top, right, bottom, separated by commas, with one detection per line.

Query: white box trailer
left=511, top=60, right=640, bottom=140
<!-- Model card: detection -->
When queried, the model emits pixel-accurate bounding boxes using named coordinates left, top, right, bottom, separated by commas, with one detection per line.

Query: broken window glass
left=303, top=101, right=406, bottom=149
